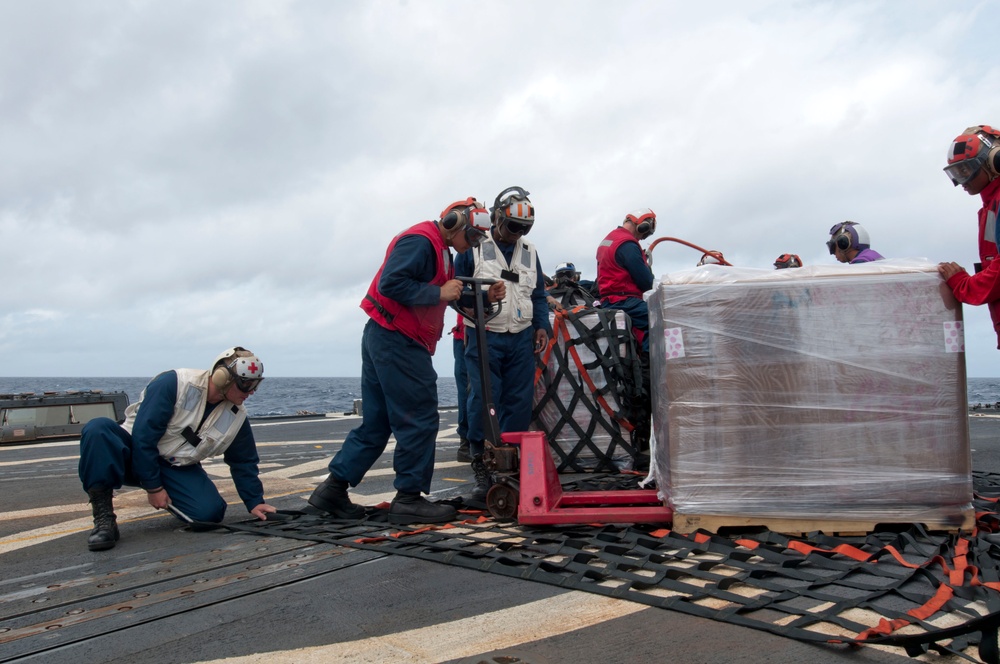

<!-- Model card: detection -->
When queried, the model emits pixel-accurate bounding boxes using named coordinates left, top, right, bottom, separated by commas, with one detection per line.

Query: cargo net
left=531, top=306, right=644, bottom=472
left=231, top=472, right=1000, bottom=663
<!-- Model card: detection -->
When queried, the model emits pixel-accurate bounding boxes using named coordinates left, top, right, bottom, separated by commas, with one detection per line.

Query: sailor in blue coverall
left=456, top=186, right=551, bottom=500
left=78, top=347, right=274, bottom=551
left=308, top=199, right=502, bottom=525
left=597, top=209, right=658, bottom=470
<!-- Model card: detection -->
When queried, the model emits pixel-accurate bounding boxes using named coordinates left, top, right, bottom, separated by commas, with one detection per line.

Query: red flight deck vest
left=977, top=178, right=1000, bottom=344
left=362, top=221, right=452, bottom=354
left=596, top=227, right=644, bottom=303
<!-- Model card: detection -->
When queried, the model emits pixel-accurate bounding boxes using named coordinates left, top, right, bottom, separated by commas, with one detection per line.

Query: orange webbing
left=856, top=535, right=979, bottom=641
left=535, top=308, right=635, bottom=433
left=786, top=540, right=871, bottom=562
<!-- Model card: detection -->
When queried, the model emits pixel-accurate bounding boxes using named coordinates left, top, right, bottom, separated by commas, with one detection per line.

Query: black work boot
left=470, top=454, right=492, bottom=502
left=388, top=492, right=457, bottom=525
left=87, top=488, right=119, bottom=552
left=308, top=475, right=366, bottom=519
left=456, top=438, right=472, bottom=463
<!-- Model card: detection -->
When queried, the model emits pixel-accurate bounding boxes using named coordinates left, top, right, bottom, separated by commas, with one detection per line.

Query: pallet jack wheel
left=486, top=482, right=519, bottom=521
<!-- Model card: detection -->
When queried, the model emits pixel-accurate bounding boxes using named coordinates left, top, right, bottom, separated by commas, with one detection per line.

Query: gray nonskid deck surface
left=5, top=412, right=998, bottom=663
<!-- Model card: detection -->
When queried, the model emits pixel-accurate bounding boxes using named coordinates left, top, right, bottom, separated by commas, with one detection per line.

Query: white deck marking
left=204, top=592, right=645, bottom=663
left=0, top=449, right=471, bottom=552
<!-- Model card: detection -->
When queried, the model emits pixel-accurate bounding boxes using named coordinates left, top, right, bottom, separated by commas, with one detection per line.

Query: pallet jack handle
left=450, top=277, right=504, bottom=449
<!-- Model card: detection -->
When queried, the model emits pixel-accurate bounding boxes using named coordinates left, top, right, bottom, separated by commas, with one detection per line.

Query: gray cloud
left=2, top=0, right=999, bottom=377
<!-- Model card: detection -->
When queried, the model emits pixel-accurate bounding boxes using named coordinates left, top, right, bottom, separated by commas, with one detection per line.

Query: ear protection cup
left=211, top=366, right=233, bottom=391
left=836, top=233, right=851, bottom=251
left=441, top=209, right=465, bottom=231
left=989, top=145, right=1000, bottom=178
left=625, top=209, right=656, bottom=239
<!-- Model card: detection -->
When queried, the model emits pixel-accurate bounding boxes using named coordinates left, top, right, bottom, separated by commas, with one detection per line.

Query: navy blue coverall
left=599, top=240, right=655, bottom=462
left=326, top=234, right=446, bottom=495
left=603, top=241, right=654, bottom=353
left=456, top=240, right=551, bottom=456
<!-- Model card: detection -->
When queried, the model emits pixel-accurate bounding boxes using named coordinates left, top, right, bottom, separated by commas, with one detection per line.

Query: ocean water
left=2, top=376, right=998, bottom=418
left=0, top=377, right=460, bottom=419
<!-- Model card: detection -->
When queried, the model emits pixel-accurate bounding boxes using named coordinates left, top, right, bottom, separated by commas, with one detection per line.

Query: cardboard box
left=648, top=261, right=972, bottom=523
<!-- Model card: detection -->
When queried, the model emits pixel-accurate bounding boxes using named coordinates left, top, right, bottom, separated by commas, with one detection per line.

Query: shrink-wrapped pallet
left=648, top=260, right=972, bottom=526
left=532, top=308, right=641, bottom=472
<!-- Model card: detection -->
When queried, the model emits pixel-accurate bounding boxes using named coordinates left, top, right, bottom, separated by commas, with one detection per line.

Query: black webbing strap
left=364, top=294, right=394, bottom=324
left=219, top=472, right=1000, bottom=662
left=532, top=306, right=643, bottom=471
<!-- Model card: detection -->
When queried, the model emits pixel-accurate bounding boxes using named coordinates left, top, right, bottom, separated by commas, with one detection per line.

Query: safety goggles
left=944, top=158, right=984, bottom=186
left=231, top=372, right=263, bottom=393
left=505, top=219, right=532, bottom=235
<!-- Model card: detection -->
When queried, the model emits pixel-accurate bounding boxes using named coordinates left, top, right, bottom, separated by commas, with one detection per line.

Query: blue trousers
left=464, top=327, right=536, bottom=457
left=328, top=320, right=439, bottom=494
left=603, top=297, right=649, bottom=353
left=454, top=336, right=469, bottom=440
left=78, top=418, right=228, bottom=523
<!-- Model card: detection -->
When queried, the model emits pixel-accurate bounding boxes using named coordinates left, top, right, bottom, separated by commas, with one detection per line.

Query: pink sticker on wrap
left=943, top=321, right=964, bottom=353
left=664, top=327, right=685, bottom=359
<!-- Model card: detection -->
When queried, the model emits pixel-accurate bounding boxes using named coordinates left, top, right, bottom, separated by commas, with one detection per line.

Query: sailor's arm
left=224, top=420, right=273, bottom=518
left=130, top=371, right=178, bottom=507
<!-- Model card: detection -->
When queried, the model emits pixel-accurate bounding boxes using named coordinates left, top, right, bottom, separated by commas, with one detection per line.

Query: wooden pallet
left=672, top=508, right=976, bottom=537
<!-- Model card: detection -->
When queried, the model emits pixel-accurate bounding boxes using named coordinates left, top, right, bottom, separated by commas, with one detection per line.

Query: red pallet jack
left=455, top=276, right=672, bottom=526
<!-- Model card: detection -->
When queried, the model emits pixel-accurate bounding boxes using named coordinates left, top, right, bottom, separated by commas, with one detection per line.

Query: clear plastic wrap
left=648, top=260, right=973, bottom=522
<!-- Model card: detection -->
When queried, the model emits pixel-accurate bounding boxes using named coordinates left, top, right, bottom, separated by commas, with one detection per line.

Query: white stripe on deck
left=0, top=454, right=470, bottom=553
left=203, top=592, right=645, bottom=664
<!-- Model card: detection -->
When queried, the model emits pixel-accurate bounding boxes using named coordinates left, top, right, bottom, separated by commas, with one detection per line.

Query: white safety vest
left=122, top=368, right=248, bottom=466
left=466, top=233, right=537, bottom=334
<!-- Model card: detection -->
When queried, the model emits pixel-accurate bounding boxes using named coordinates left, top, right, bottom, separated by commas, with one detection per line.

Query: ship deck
left=3, top=411, right=1000, bottom=663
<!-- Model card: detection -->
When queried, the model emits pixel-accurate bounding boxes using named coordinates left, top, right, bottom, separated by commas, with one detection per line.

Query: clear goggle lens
left=944, top=159, right=982, bottom=185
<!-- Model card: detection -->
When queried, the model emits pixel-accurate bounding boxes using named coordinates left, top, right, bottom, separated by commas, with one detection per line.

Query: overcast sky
left=2, top=0, right=999, bottom=380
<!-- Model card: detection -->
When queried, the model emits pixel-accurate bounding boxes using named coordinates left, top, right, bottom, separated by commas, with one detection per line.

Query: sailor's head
left=438, top=197, right=490, bottom=251
left=554, top=262, right=580, bottom=283
left=773, top=253, right=803, bottom=269
left=624, top=209, right=656, bottom=240
left=944, top=125, right=1000, bottom=195
left=491, top=186, right=534, bottom=242
left=826, top=221, right=870, bottom=263
left=210, top=346, right=264, bottom=402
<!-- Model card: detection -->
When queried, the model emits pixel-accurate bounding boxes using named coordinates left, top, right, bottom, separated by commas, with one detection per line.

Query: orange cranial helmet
left=439, top=197, right=490, bottom=248
left=625, top=208, right=656, bottom=240
left=774, top=253, right=803, bottom=269
left=944, top=125, right=1000, bottom=186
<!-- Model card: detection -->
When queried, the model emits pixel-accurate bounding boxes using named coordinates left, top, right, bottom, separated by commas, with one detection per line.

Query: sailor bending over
left=309, top=198, right=503, bottom=525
